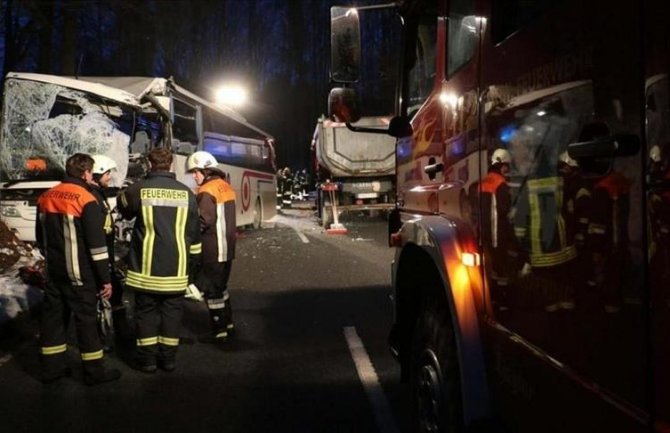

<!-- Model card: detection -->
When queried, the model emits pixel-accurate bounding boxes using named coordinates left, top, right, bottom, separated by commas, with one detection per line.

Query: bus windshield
left=0, top=78, right=136, bottom=186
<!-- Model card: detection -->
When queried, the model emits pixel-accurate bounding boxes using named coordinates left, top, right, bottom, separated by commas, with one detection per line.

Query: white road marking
left=344, top=326, right=400, bottom=433
left=291, top=226, right=309, bottom=244
left=0, top=354, right=13, bottom=368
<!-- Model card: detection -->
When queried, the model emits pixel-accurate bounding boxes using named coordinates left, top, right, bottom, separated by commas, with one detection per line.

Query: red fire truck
left=329, top=0, right=669, bottom=431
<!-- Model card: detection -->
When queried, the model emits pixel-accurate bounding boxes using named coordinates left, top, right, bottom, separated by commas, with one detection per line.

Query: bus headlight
left=0, top=206, right=22, bottom=218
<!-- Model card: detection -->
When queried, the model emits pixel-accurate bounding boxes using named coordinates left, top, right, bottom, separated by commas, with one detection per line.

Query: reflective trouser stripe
left=81, top=349, right=104, bottom=361
left=41, top=344, right=67, bottom=355
left=137, top=337, right=159, bottom=346
left=207, top=298, right=226, bottom=309
left=158, top=336, right=179, bottom=346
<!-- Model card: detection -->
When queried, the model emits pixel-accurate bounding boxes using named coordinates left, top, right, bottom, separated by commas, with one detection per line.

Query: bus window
left=172, top=98, right=199, bottom=148
left=491, top=0, right=564, bottom=45
left=447, top=0, right=476, bottom=77
left=407, top=13, right=437, bottom=117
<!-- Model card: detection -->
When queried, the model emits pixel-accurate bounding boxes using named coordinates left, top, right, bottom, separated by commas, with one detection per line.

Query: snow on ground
left=0, top=222, right=43, bottom=328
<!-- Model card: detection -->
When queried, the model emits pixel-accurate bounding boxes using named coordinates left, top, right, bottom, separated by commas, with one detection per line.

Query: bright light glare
left=439, top=91, right=458, bottom=109
left=461, top=252, right=480, bottom=267
left=215, top=85, right=247, bottom=108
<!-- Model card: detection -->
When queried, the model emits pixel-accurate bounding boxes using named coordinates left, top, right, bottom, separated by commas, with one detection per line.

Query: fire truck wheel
left=253, top=198, right=262, bottom=229
left=410, top=296, right=463, bottom=433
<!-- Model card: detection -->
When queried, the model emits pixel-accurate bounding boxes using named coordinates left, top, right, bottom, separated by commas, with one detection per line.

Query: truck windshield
left=0, top=78, right=135, bottom=185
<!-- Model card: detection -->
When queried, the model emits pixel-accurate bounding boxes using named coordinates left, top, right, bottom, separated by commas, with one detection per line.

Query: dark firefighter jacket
left=117, top=172, right=201, bottom=294
left=198, top=175, right=236, bottom=263
left=90, top=186, right=115, bottom=261
left=514, top=176, right=577, bottom=267
left=36, top=177, right=111, bottom=287
left=588, top=171, right=631, bottom=253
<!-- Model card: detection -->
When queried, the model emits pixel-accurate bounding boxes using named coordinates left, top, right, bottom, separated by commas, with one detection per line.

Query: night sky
left=0, top=0, right=387, bottom=172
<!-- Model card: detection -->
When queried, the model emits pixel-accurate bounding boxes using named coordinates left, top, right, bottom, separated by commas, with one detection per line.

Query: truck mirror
left=331, top=7, right=361, bottom=83
left=567, top=133, right=640, bottom=159
left=388, top=116, right=413, bottom=138
left=328, top=87, right=361, bottom=123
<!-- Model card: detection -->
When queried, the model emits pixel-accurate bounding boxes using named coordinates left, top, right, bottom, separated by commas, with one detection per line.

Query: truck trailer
left=311, top=115, right=395, bottom=227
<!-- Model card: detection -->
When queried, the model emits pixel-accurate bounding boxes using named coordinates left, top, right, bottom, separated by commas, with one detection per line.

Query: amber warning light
left=461, top=252, right=480, bottom=267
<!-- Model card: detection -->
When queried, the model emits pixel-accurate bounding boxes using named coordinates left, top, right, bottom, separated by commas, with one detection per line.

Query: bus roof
left=5, top=72, right=274, bottom=140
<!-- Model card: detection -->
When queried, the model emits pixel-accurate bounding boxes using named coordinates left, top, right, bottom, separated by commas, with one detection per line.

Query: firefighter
left=480, top=149, right=520, bottom=310
left=276, top=169, right=284, bottom=210
left=117, top=148, right=201, bottom=373
left=587, top=159, right=631, bottom=313
left=513, top=148, right=577, bottom=312
left=186, top=151, right=237, bottom=342
left=282, top=167, right=293, bottom=208
left=90, top=155, right=131, bottom=344
left=36, top=153, right=121, bottom=385
left=558, top=151, right=592, bottom=306
left=648, top=144, right=670, bottom=309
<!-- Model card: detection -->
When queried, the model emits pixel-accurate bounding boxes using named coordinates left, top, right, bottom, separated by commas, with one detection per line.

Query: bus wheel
left=410, top=295, right=463, bottom=433
left=253, top=198, right=262, bottom=229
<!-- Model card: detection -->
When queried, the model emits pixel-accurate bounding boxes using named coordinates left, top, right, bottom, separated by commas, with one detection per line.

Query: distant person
left=117, top=148, right=201, bottom=373
left=186, top=151, right=237, bottom=342
left=90, top=154, right=131, bottom=342
left=36, top=153, right=121, bottom=385
left=480, top=149, right=520, bottom=310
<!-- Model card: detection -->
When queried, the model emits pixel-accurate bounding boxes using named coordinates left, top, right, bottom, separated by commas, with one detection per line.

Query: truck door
left=645, top=0, right=670, bottom=429
left=478, top=0, right=648, bottom=430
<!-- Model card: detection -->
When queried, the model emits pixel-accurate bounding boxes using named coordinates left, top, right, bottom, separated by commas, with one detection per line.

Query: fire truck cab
left=330, top=0, right=670, bottom=431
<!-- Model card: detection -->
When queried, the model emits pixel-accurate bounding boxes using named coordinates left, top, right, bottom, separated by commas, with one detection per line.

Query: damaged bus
left=0, top=72, right=277, bottom=241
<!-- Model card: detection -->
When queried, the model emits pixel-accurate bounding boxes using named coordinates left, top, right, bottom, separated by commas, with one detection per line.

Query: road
left=0, top=208, right=410, bottom=433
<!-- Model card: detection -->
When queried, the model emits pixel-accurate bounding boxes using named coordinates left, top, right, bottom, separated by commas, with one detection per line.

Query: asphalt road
left=0, top=208, right=410, bottom=433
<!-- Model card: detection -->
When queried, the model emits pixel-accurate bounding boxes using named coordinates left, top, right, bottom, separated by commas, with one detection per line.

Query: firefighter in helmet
left=187, top=151, right=237, bottom=342
left=90, top=155, right=131, bottom=343
left=513, top=141, right=577, bottom=312
left=481, top=148, right=520, bottom=310
left=648, top=144, right=670, bottom=309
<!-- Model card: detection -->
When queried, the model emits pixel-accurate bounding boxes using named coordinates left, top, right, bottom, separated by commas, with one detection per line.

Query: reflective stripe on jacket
left=118, top=172, right=201, bottom=294
left=514, top=176, right=577, bottom=267
left=198, top=176, right=236, bottom=263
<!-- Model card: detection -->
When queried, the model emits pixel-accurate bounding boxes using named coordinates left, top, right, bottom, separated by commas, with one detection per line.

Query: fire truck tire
left=410, top=295, right=463, bottom=433
left=252, top=198, right=262, bottom=229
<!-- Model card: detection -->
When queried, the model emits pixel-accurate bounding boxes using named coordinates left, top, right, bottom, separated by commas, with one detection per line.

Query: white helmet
left=558, top=151, right=578, bottom=167
left=92, top=155, right=117, bottom=175
left=650, top=145, right=662, bottom=163
left=491, top=148, right=511, bottom=165
left=186, top=151, right=217, bottom=172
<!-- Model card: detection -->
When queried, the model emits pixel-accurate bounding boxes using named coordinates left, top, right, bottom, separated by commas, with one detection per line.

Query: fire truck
left=329, top=0, right=669, bottom=431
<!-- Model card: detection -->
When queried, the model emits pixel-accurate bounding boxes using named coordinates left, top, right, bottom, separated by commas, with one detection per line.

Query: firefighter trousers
left=134, top=292, right=184, bottom=365
left=39, top=279, right=106, bottom=379
left=198, top=260, right=233, bottom=335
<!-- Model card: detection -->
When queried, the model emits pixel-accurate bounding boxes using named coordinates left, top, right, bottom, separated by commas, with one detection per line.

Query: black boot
left=83, top=359, right=122, bottom=385
left=223, top=295, right=234, bottom=332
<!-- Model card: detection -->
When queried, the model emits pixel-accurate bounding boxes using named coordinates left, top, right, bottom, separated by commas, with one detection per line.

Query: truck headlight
left=0, top=206, right=22, bottom=218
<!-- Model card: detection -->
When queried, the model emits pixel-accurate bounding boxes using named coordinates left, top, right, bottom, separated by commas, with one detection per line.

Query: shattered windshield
left=0, top=78, right=133, bottom=186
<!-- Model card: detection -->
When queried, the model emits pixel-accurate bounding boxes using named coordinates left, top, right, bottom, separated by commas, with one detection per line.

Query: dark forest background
left=0, top=0, right=397, bottom=171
